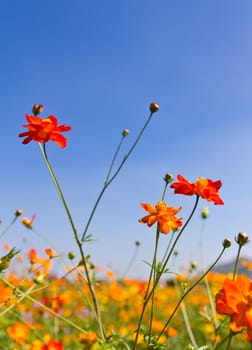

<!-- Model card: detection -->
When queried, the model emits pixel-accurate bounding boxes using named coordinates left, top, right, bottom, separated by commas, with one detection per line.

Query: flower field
left=1, top=258, right=252, bottom=349
left=1, top=102, right=252, bottom=350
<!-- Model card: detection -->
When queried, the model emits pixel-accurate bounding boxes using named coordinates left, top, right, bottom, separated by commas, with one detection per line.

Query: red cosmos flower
left=170, top=174, right=224, bottom=205
left=139, top=201, right=182, bottom=234
left=215, top=275, right=252, bottom=339
left=42, top=339, right=64, bottom=350
left=19, top=115, right=71, bottom=148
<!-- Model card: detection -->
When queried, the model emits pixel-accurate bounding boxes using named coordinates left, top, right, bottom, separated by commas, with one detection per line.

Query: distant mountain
left=212, top=256, right=252, bottom=277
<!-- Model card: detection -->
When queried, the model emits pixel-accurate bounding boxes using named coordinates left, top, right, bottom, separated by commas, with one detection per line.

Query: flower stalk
left=38, top=143, right=105, bottom=340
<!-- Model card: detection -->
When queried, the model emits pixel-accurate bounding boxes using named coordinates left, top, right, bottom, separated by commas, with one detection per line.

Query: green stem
left=134, top=183, right=169, bottom=347
left=157, top=246, right=226, bottom=341
left=147, top=183, right=169, bottom=345
left=232, top=244, right=242, bottom=281
left=225, top=332, right=233, bottom=350
left=0, top=216, right=19, bottom=239
left=161, top=183, right=168, bottom=201
left=199, top=217, right=218, bottom=328
left=81, top=111, right=155, bottom=241
left=0, top=276, right=87, bottom=334
left=120, top=243, right=140, bottom=279
left=133, top=196, right=200, bottom=349
left=39, top=144, right=77, bottom=237
left=0, top=283, right=36, bottom=317
left=38, top=143, right=105, bottom=340
left=148, top=229, right=160, bottom=345
left=104, top=134, right=126, bottom=185
left=133, top=226, right=160, bottom=348
left=174, top=279, right=198, bottom=348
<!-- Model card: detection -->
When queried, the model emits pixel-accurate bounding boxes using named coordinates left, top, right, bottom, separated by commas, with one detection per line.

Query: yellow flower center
left=196, top=177, right=208, bottom=189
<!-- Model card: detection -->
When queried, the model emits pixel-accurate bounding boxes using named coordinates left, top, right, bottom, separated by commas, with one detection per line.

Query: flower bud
left=190, top=260, right=197, bottom=269
left=149, top=102, right=160, bottom=113
left=90, top=262, right=96, bottom=269
left=32, top=104, right=43, bottom=115
left=236, top=232, right=249, bottom=246
left=201, top=207, right=209, bottom=219
left=15, top=209, right=23, bottom=217
left=135, top=240, right=140, bottom=246
left=222, top=238, right=232, bottom=248
left=122, top=129, right=129, bottom=137
left=68, top=251, right=75, bottom=260
left=34, top=273, right=44, bottom=284
left=163, top=173, right=173, bottom=184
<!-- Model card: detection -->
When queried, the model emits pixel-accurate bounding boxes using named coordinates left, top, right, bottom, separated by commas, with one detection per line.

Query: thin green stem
left=133, top=196, right=200, bottom=349
left=39, top=144, right=77, bottom=237
left=120, top=243, right=140, bottom=279
left=157, top=246, right=227, bottom=341
left=0, top=216, right=19, bottom=239
left=148, top=195, right=200, bottom=298
left=147, top=183, right=169, bottom=345
left=104, top=134, right=126, bottom=185
left=199, top=217, right=218, bottom=328
left=225, top=332, right=233, bottom=350
left=0, top=276, right=87, bottom=334
left=174, top=279, right=198, bottom=349
left=232, top=244, right=242, bottom=281
left=161, top=182, right=168, bottom=201
left=161, top=231, right=175, bottom=265
left=81, top=111, right=155, bottom=241
left=38, top=143, right=105, bottom=340
left=148, top=229, right=160, bottom=345
left=0, top=283, right=36, bottom=317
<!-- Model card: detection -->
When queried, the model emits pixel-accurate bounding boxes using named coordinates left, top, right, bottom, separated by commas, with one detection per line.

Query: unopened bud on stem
left=222, top=238, right=232, bottom=248
left=122, top=129, right=129, bottom=137
left=149, top=102, right=160, bottom=113
left=32, top=104, right=43, bottom=115
left=236, top=232, right=249, bottom=246
left=201, top=207, right=209, bottom=219
left=15, top=209, right=23, bottom=217
left=164, top=173, right=173, bottom=184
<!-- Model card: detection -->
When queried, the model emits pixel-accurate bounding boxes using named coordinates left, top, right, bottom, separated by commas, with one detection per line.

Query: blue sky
left=1, top=1, right=252, bottom=278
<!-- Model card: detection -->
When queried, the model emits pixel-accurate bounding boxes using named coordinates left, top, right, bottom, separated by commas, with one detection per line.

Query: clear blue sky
left=1, top=1, right=252, bottom=278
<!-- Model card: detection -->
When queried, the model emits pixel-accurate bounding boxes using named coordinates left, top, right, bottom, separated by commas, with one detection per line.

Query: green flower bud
left=122, top=129, right=129, bottom=137
left=222, top=238, right=232, bottom=248
left=68, top=251, right=75, bottom=260
left=190, top=260, right=197, bottom=269
left=201, top=207, right=209, bottom=219
left=163, top=173, right=173, bottom=184
left=236, top=232, right=249, bottom=246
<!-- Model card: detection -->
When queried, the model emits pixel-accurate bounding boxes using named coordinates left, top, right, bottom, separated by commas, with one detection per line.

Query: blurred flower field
left=1, top=251, right=252, bottom=349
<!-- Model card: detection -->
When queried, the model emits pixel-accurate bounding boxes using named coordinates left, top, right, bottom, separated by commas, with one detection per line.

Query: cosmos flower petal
left=19, top=114, right=71, bottom=148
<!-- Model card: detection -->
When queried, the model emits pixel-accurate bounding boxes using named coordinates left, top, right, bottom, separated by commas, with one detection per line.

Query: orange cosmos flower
left=28, top=248, right=39, bottom=264
left=45, top=248, right=57, bottom=259
left=215, top=275, right=252, bottom=339
left=7, top=321, right=30, bottom=344
left=170, top=174, right=224, bottom=205
left=139, top=201, right=182, bottom=234
left=22, top=214, right=35, bottom=229
left=19, top=114, right=71, bottom=148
